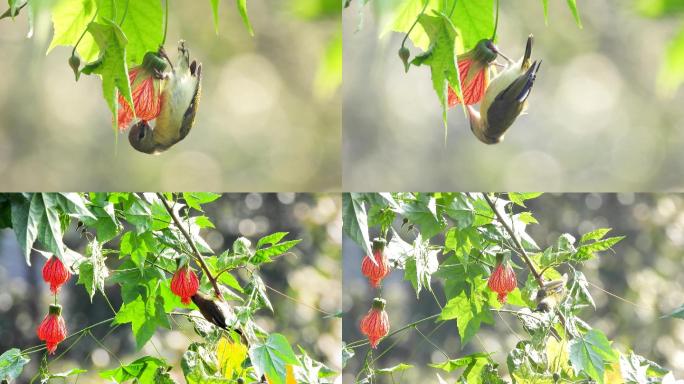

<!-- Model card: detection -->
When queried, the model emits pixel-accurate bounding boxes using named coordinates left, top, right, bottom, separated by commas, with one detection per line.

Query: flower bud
left=361, top=238, right=390, bottom=288
left=37, top=304, right=67, bottom=354
left=42, top=256, right=71, bottom=294
left=487, top=254, right=517, bottom=304
left=398, top=46, right=410, bottom=72
left=359, top=298, right=390, bottom=349
left=171, top=265, right=199, bottom=305
left=68, top=53, right=81, bottom=81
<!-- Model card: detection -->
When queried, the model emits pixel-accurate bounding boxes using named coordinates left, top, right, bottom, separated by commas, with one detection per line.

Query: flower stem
left=346, top=313, right=440, bottom=349
left=157, top=193, right=223, bottom=299
left=162, top=0, right=169, bottom=46
left=482, top=193, right=543, bottom=286
left=400, top=0, right=430, bottom=50
left=21, top=317, right=115, bottom=355
left=71, top=9, right=99, bottom=58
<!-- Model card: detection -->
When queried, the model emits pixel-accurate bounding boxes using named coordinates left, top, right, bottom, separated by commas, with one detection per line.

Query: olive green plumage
left=191, top=291, right=242, bottom=335
left=129, top=40, right=202, bottom=154
left=469, top=35, right=541, bottom=144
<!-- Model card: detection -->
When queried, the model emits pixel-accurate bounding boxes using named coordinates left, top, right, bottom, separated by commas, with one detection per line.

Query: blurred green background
left=343, top=1, right=684, bottom=191
left=0, top=0, right=340, bottom=191
left=0, top=193, right=341, bottom=382
left=343, top=193, right=684, bottom=382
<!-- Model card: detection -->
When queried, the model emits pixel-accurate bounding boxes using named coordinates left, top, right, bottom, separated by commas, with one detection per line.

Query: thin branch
left=21, top=317, right=115, bottom=355
left=265, top=284, right=334, bottom=317
left=483, top=193, right=572, bottom=338
left=157, top=193, right=222, bottom=299
left=483, top=193, right=543, bottom=286
left=346, top=313, right=441, bottom=349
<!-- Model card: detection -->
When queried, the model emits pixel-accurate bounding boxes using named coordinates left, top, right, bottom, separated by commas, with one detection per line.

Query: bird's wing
left=178, top=62, right=202, bottom=142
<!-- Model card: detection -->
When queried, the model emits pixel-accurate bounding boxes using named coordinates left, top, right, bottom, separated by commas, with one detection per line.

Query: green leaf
left=82, top=200, right=120, bottom=242
left=47, top=0, right=98, bottom=61
left=663, top=303, right=684, bottom=319
left=256, top=232, right=288, bottom=249
left=0, top=348, right=30, bottom=382
left=440, top=289, right=491, bottom=347
left=570, top=270, right=595, bottom=310
left=442, top=194, right=475, bottom=229
left=342, top=193, right=373, bottom=258
left=114, top=282, right=169, bottom=349
left=397, top=195, right=445, bottom=239
left=182, top=343, right=230, bottom=383
left=100, top=356, right=172, bottom=383
left=83, top=20, right=132, bottom=130
left=253, top=240, right=300, bottom=264
left=76, top=239, right=109, bottom=302
left=410, top=12, right=460, bottom=135
left=565, top=0, right=583, bottom=28
left=574, top=236, right=624, bottom=262
left=47, top=368, right=88, bottom=379
left=10, top=193, right=66, bottom=263
left=569, top=329, right=619, bottom=384
left=210, top=0, right=220, bottom=34
left=117, top=0, right=163, bottom=66
left=508, top=192, right=542, bottom=207
left=451, top=0, right=494, bottom=51
left=376, top=363, right=413, bottom=374
left=430, top=353, right=498, bottom=383
left=9, top=194, right=38, bottom=263
left=429, top=352, right=490, bottom=372
left=659, top=25, right=684, bottom=95
left=619, top=352, right=650, bottom=383
left=56, top=193, right=96, bottom=220
left=124, top=198, right=152, bottom=232
left=8, top=0, right=18, bottom=16
left=382, top=0, right=441, bottom=51
left=32, top=193, right=66, bottom=260
left=517, top=211, right=538, bottom=225
left=119, top=231, right=156, bottom=269
left=247, top=273, right=273, bottom=312
left=580, top=228, right=612, bottom=243
left=194, top=215, right=215, bottom=229
left=183, top=192, right=221, bottom=211
left=150, top=200, right=172, bottom=230
left=508, top=341, right=554, bottom=383
left=403, top=234, right=439, bottom=297
left=636, top=0, right=684, bottom=17
left=541, top=0, right=549, bottom=24
left=314, top=27, right=342, bottom=98
left=236, top=0, right=254, bottom=36
left=249, top=334, right=300, bottom=384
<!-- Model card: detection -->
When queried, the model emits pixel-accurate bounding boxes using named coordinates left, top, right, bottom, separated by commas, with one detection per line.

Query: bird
left=535, top=274, right=568, bottom=313
left=467, top=35, right=541, bottom=144
left=129, top=40, right=202, bottom=154
left=191, top=291, right=242, bottom=336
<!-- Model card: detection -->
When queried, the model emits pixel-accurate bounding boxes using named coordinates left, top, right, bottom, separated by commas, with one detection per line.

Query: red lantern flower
left=37, top=304, right=67, bottom=355
left=360, top=298, right=390, bottom=349
left=361, top=238, right=390, bottom=288
left=171, top=265, right=199, bottom=305
left=448, top=39, right=500, bottom=107
left=488, top=254, right=517, bottom=304
left=117, top=52, right=168, bottom=131
left=42, top=256, right=71, bottom=294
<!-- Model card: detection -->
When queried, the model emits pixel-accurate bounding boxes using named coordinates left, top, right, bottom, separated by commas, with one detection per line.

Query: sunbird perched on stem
left=129, top=40, right=202, bottom=154
left=191, top=291, right=242, bottom=336
left=535, top=274, right=568, bottom=313
left=468, top=35, right=541, bottom=144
